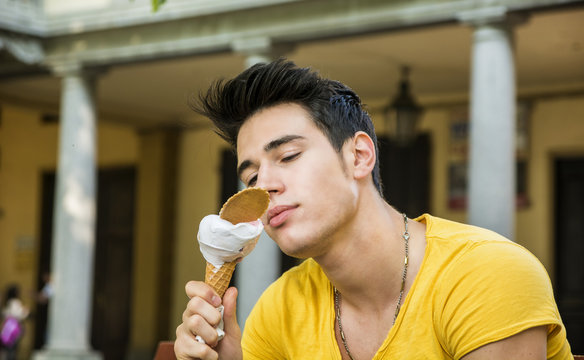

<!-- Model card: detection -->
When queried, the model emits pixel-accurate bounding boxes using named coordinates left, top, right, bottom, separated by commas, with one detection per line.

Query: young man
left=175, top=59, right=572, bottom=359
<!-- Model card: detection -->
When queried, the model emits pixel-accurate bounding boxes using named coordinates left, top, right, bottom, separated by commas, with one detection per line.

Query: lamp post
left=384, top=66, right=423, bottom=146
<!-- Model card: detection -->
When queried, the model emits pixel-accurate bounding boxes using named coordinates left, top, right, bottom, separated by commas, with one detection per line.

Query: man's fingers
left=180, top=281, right=226, bottom=349
left=182, top=296, right=222, bottom=326
left=185, top=314, right=220, bottom=347
left=175, top=323, right=218, bottom=360
left=185, top=281, right=222, bottom=307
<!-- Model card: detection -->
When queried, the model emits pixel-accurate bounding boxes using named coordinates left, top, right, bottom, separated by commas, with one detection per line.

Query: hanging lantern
left=384, top=66, right=423, bottom=146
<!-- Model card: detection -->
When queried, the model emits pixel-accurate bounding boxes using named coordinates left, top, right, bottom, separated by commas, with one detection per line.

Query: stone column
left=232, top=37, right=284, bottom=68
left=231, top=37, right=293, bottom=328
left=459, top=8, right=524, bottom=240
left=34, top=63, right=102, bottom=360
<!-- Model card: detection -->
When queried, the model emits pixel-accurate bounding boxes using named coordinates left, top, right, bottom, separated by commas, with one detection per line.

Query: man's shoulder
left=441, top=238, right=549, bottom=284
left=417, top=214, right=552, bottom=294
left=422, top=217, right=553, bottom=305
left=420, top=214, right=540, bottom=267
left=420, top=213, right=511, bottom=245
left=416, top=218, right=568, bottom=359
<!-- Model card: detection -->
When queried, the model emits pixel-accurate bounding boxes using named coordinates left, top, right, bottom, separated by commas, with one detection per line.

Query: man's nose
left=255, top=165, right=284, bottom=195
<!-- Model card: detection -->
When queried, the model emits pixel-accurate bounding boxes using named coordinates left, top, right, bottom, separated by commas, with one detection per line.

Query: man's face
left=237, top=103, right=359, bottom=259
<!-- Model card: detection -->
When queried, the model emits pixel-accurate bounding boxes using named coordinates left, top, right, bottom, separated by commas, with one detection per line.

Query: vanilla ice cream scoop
left=197, top=215, right=263, bottom=269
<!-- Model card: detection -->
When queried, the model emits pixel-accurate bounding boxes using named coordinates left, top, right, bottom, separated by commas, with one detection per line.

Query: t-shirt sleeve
left=434, top=241, right=565, bottom=359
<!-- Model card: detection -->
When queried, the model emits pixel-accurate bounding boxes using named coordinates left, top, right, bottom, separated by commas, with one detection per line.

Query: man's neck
left=314, top=190, right=426, bottom=312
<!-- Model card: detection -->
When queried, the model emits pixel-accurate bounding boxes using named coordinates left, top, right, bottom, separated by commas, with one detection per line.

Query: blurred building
left=0, top=0, right=583, bottom=358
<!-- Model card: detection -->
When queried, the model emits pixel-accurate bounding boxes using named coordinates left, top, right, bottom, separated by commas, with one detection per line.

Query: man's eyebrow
left=263, top=134, right=305, bottom=152
left=237, top=135, right=306, bottom=179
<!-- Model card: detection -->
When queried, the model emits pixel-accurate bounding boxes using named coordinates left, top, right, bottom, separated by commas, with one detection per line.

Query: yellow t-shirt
left=241, top=214, right=572, bottom=359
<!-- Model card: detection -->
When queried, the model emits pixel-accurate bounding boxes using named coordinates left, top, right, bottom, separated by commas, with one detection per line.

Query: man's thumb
left=222, top=287, right=241, bottom=337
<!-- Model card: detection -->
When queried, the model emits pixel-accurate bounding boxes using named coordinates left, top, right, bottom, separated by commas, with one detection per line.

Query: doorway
left=378, top=134, right=431, bottom=216
left=554, top=157, right=584, bottom=353
left=36, top=167, right=136, bottom=359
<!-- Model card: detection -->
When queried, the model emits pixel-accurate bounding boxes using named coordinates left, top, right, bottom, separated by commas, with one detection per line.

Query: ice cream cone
left=205, top=187, right=269, bottom=297
left=205, top=261, right=237, bottom=298
left=219, top=187, right=270, bottom=224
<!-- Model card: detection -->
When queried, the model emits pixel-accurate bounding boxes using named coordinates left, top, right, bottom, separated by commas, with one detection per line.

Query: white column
left=460, top=8, right=522, bottom=240
left=233, top=37, right=274, bottom=67
left=231, top=37, right=292, bottom=328
left=35, top=63, right=101, bottom=360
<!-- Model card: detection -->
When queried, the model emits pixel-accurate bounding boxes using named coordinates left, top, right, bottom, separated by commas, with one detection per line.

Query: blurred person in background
left=1, top=284, right=29, bottom=360
left=34, top=272, right=53, bottom=349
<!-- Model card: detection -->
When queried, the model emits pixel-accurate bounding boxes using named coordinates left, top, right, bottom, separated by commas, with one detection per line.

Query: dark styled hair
left=192, top=58, right=382, bottom=194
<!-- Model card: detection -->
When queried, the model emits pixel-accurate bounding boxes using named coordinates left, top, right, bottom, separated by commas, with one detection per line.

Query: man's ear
left=350, top=131, right=376, bottom=180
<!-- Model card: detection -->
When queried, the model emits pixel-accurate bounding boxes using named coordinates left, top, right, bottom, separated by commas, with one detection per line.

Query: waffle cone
left=205, top=261, right=237, bottom=298
left=219, top=187, right=270, bottom=225
left=204, top=187, right=269, bottom=297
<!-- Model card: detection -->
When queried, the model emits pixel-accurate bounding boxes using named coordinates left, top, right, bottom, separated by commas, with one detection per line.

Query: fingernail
left=212, top=295, right=221, bottom=306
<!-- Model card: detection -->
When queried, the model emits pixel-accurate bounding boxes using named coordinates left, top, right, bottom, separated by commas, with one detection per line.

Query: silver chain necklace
left=334, top=213, right=410, bottom=360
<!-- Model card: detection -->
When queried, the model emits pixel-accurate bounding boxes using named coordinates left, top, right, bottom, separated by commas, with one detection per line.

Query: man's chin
left=268, top=227, right=314, bottom=257
left=278, top=240, right=313, bottom=259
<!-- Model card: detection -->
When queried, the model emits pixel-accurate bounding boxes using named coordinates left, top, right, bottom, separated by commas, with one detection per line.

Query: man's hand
left=175, top=281, right=243, bottom=360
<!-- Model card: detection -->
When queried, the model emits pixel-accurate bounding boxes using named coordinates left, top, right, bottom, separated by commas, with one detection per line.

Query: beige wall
left=130, top=131, right=168, bottom=354
left=130, top=129, right=181, bottom=357
left=518, top=96, right=584, bottom=278
left=0, top=105, right=58, bottom=310
left=0, top=102, right=138, bottom=357
left=170, top=127, right=227, bottom=335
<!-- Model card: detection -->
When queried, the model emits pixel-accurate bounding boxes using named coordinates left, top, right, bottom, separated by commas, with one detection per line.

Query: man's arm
left=461, top=326, right=547, bottom=360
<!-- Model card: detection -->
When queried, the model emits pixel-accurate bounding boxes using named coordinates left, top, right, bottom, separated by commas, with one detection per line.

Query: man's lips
left=267, top=205, right=297, bottom=227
